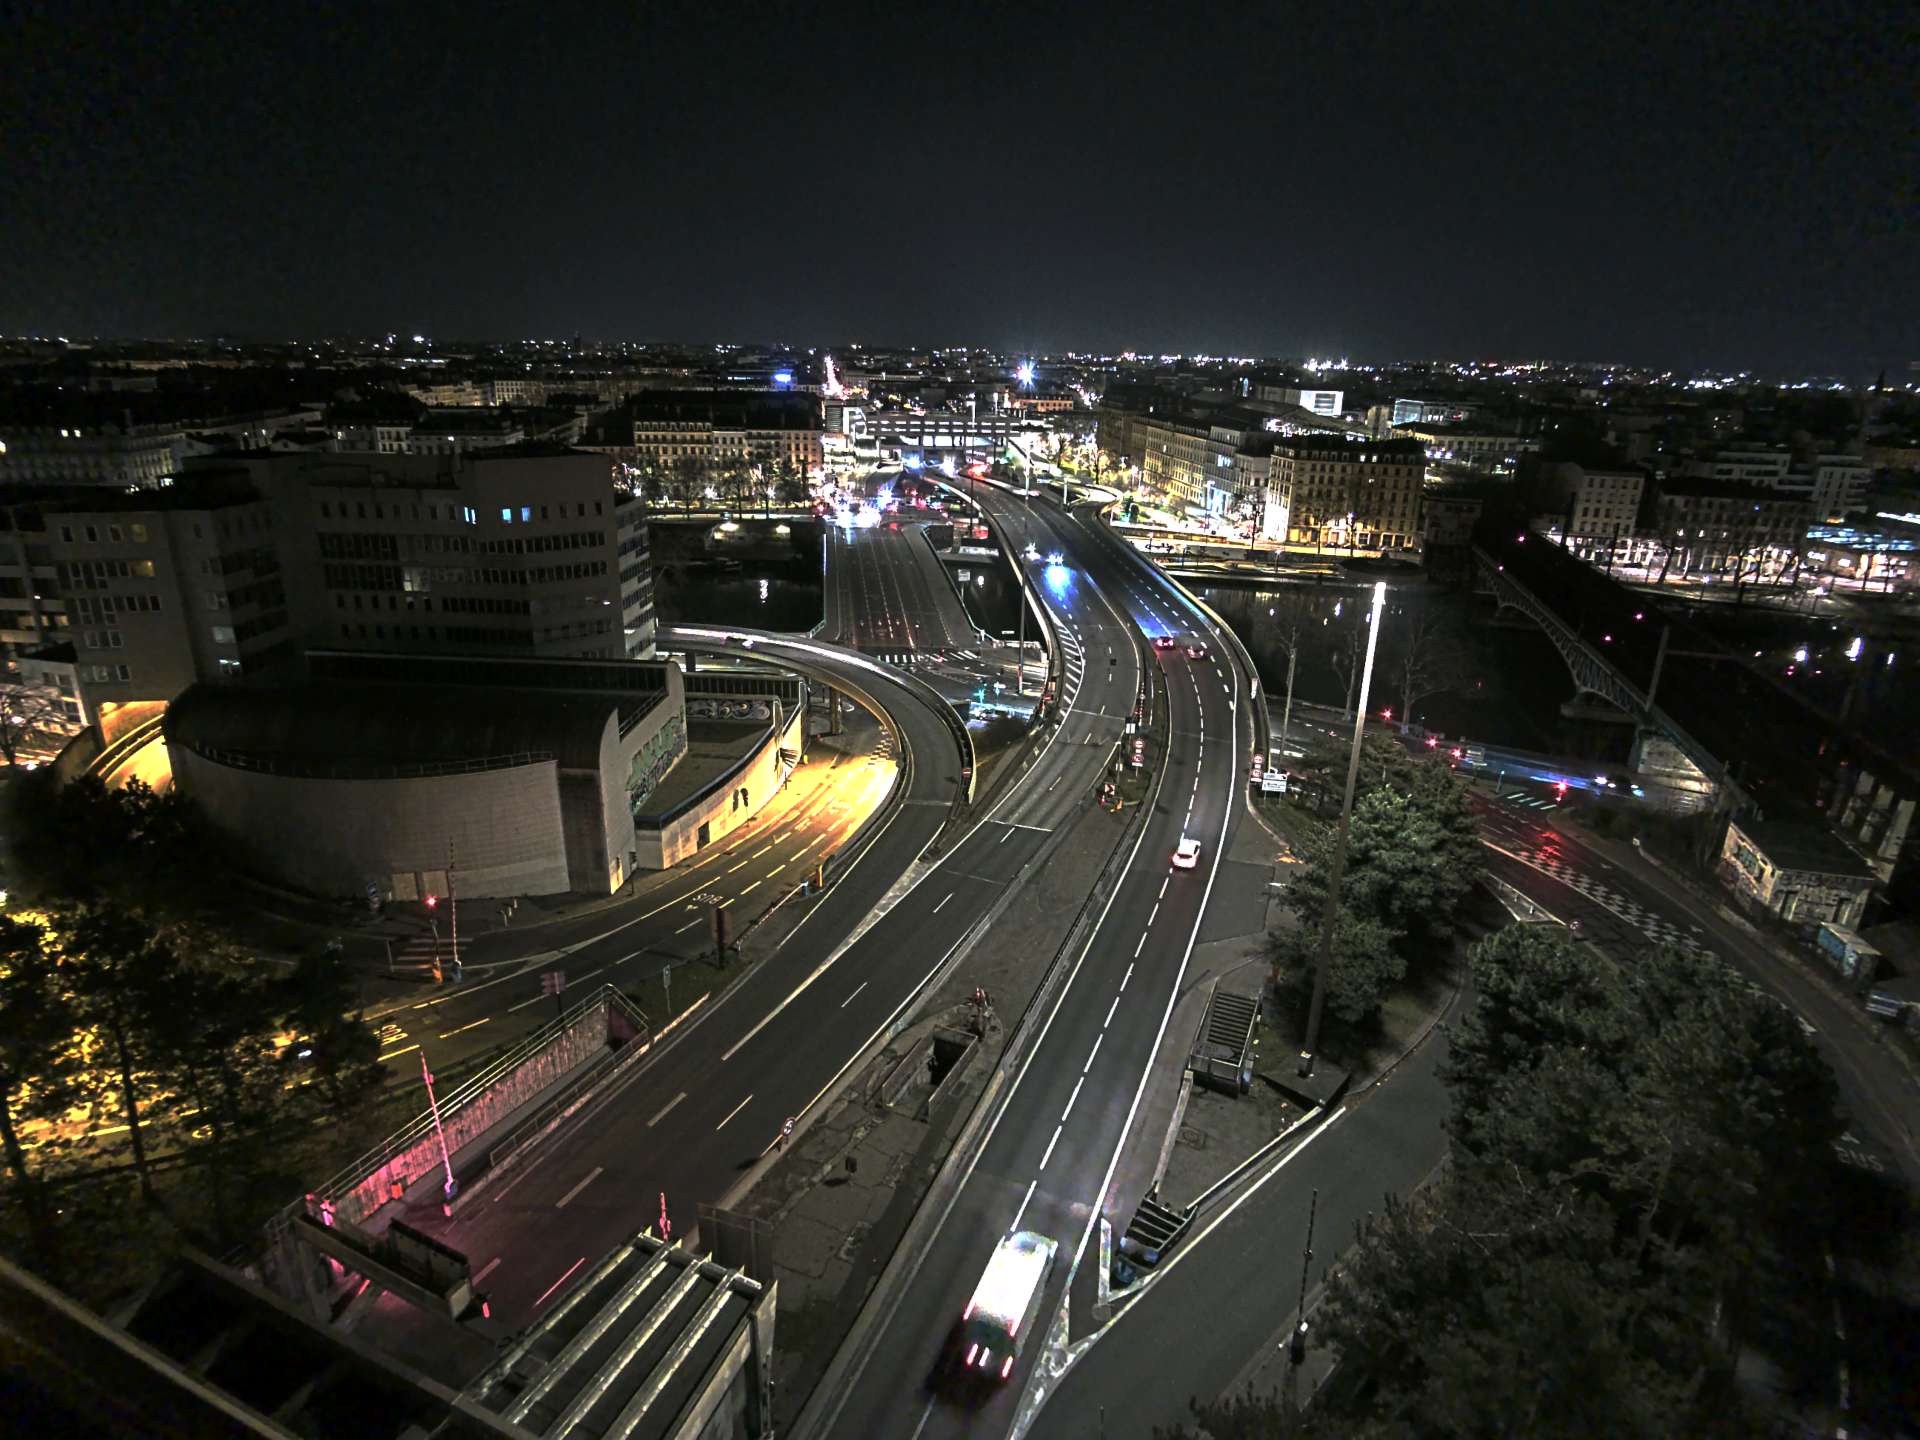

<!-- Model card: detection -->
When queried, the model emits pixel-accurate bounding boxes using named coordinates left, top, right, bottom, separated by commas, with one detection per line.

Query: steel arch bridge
left=1473, top=546, right=1741, bottom=809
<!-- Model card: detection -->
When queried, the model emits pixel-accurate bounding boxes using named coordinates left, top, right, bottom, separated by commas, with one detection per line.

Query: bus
left=960, top=1230, right=1058, bottom=1381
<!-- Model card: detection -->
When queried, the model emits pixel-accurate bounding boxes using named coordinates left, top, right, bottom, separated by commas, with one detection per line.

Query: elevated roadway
left=366, top=535, right=1152, bottom=1345
left=813, top=486, right=1260, bottom=1439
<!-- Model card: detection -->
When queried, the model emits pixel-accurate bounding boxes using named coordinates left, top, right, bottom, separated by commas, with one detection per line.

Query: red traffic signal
left=424, top=895, right=438, bottom=909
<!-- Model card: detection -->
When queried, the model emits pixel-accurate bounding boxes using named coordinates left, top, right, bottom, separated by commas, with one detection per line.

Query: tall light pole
left=1299, top=581, right=1387, bottom=1077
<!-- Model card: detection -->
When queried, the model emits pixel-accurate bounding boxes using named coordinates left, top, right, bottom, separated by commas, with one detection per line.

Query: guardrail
left=1086, top=503, right=1271, bottom=760
left=286, top=984, right=644, bottom=1225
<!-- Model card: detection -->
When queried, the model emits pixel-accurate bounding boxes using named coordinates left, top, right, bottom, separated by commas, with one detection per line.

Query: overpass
left=1473, top=541, right=1732, bottom=811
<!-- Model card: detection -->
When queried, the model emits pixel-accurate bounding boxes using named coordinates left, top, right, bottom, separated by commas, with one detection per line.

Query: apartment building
left=614, top=391, right=823, bottom=476
left=1649, top=477, right=1810, bottom=572
left=1393, top=421, right=1538, bottom=474
left=210, top=447, right=657, bottom=664
left=1683, top=446, right=1871, bottom=523
left=1533, top=462, right=1646, bottom=548
left=0, top=475, right=296, bottom=720
left=1270, top=437, right=1426, bottom=552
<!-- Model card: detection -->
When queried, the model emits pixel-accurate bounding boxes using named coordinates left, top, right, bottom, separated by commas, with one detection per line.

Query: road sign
left=1250, top=751, right=1265, bottom=783
left=1130, top=736, right=1145, bottom=768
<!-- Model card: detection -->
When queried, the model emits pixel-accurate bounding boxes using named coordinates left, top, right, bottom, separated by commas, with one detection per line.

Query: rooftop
left=1731, top=817, right=1875, bottom=879
left=165, top=681, right=661, bottom=778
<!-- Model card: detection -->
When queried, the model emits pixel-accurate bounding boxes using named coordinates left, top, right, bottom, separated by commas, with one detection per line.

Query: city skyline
left=5, top=0, right=1913, bottom=375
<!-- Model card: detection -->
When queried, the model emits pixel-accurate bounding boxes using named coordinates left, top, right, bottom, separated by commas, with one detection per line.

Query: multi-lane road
left=379, top=509, right=1162, bottom=1332
left=824, top=496, right=984, bottom=654
left=815, top=487, right=1257, bottom=1439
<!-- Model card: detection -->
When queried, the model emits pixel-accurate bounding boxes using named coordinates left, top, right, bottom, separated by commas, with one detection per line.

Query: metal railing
left=291, top=983, right=642, bottom=1214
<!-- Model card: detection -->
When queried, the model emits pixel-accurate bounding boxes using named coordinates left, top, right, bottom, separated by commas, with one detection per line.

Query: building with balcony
left=603, top=391, right=824, bottom=477
left=1269, top=437, right=1426, bottom=553
left=1648, top=477, right=1811, bottom=575
left=1392, top=420, right=1538, bottom=475
left=1531, top=462, right=1647, bottom=555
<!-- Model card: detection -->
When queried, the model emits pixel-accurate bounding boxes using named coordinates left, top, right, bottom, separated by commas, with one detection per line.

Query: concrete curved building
left=164, top=669, right=686, bottom=899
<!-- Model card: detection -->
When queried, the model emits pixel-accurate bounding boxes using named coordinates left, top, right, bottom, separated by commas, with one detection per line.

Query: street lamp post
left=1299, top=581, right=1387, bottom=1077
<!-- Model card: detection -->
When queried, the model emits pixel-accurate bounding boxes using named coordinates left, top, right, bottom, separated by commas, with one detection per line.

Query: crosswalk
left=1523, top=852, right=1703, bottom=952
left=1508, top=845, right=1811, bottom=1031
left=390, top=930, right=462, bottom=975
left=1504, top=789, right=1562, bottom=811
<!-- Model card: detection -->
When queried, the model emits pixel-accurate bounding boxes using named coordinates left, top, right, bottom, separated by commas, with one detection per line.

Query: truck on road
left=960, top=1230, right=1058, bottom=1381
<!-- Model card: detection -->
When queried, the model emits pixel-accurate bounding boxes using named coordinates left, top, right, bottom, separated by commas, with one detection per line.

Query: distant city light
left=1015, top=360, right=1036, bottom=387
left=773, top=370, right=793, bottom=386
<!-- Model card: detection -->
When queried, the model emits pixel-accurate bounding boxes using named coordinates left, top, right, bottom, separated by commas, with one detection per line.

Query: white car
left=1172, top=836, right=1202, bottom=870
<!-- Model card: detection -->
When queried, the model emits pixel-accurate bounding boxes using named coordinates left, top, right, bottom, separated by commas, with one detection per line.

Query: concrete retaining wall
left=331, top=1005, right=612, bottom=1226
left=170, top=745, right=572, bottom=899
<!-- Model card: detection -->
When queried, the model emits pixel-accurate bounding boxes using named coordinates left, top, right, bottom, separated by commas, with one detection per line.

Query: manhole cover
left=1178, top=1126, right=1209, bottom=1149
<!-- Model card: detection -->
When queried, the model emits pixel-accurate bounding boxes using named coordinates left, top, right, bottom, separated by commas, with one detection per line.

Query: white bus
left=960, top=1230, right=1058, bottom=1381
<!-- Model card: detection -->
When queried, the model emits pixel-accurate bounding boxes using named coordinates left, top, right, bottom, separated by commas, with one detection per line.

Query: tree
left=0, top=680, right=84, bottom=768
left=1304, top=928, right=1838, bottom=1438
left=0, top=917, right=93, bottom=1270
left=1259, top=591, right=1316, bottom=749
left=1387, top=610, right=1464, bottom=729
left=55, top=902, right=179, bottom=1209
left=274, top=947, right=384, bottom=1132
left=1328, top=612, right=1370, bottom=718
left=12, top=775, right=216, bottom=921
left=1269, top=905, right=1403, bottom=1026
left=1279, top=755, right=1481, bottom=970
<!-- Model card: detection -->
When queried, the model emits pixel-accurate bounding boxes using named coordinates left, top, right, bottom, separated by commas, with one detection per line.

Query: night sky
left=5, top=0, right=1914, bottom=372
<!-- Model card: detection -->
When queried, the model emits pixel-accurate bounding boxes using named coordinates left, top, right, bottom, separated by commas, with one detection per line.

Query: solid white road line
left=933, top=891, right=953, bottom=913
left=648, top=1091, right=687, bottom=1127
left=555, top=1165, right=604, bottom=1209
left=533, top=1257, right=586, bottom=1309
left=1010, top=1178, right=1040, bottom=1232
left=716, top=1094, right=753, bottom=1131
left=841, top=980, right=869, bottom=1008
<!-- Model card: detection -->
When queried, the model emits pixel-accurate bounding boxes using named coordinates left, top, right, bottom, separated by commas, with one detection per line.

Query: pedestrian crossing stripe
left=1523, top=851, right=1706, bottom=954
left=1505, top=791, right=1560, bottom=810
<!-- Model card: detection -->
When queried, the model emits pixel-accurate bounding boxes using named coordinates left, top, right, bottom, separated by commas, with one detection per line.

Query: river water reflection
left=1195, top=575, right=1615, bottom=757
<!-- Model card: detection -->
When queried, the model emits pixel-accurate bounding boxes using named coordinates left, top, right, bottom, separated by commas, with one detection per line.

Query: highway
left=375, top=513, right=1155, bottom=1335
left=824, top=498, right=984, bottom=655
left=816, top=488, right=1258, bottom=1440
left=358, top=703, right=897, bottom=1072
left=1021, top=781, right=1917, bottom=1435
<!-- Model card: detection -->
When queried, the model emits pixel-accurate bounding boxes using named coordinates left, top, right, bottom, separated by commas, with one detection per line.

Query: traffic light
left=424, top=895, right=438, bottom=910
